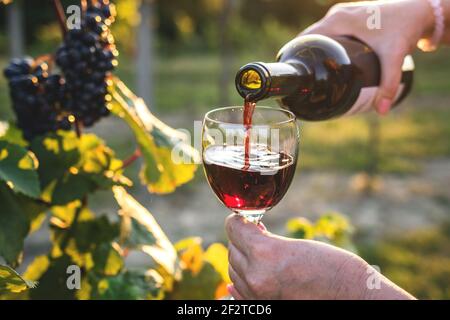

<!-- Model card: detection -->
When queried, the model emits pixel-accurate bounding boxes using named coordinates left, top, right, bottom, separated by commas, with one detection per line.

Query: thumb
left=374, top=52, right=405, bottom=115
left=225, top=214, right=267, bottom=254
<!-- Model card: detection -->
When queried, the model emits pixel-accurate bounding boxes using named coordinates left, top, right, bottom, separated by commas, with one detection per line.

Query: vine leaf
left=31, top=131, right=131, bottom=205
left=30, top=130, right=79, bottom=190
left=113, top=186, right=177, bottom=277
left=286, top=212, right=356, bottom=251
left=0, top=122, right=28, bottom=147
left=169, top=238, right=226, bottom=300
left=0, top=265, right=37, bottom=294
left=26, top=255, right=76, bottom=300
left=204, top=243, right=230, bottom=284
left=86, top=270, right=164, bottom=300
left=0, top=183, right=46, bottom=265
left=0, top=140, right=40, bottom=198
left=50, top=215, right=123, bottom=276
left=110, top=78, right=199, bottom=194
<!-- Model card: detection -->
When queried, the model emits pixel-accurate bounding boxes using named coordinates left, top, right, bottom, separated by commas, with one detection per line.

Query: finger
left=374, top=51, right=405, bottom=115
left=225, top=214, right=266, bottom=255
left=228, top=243, right=248, bottom=277
left=257, top=222, right=267, bottom=231
left=228, top=264, right=253, bottom=299
left=227, top=284, right=245, bottom=300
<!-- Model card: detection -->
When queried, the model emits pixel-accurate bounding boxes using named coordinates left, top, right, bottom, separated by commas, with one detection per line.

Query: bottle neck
left=235, top=62, right=310, bottom=101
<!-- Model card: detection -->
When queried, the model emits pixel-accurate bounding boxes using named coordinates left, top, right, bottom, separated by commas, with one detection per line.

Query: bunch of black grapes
left=56, top=0, right=118, bottom=127
left=3, top=58, right=71, bottom=141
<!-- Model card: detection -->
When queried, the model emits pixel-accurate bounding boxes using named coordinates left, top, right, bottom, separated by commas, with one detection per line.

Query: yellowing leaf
left=0, top=265, right=37, bottom=294
left=286, top=217, right=314, bottom=239
left=113, top=186, right=177, bottom=276
left=76, top=277, right=92, bottom=300
left=65, top=239, right=94, bottom=271
left=179, top=242, right=204, bottom=276
left=142, top=146, right=197, bottom=194
left=0, top=141, right=40, bottom=198
left=175, top=237, right=202, bottom=251
left=23, top=255, right=50, bottom=281
left=51, top=201, right=94, bottom=225
left=110, top=78, right=199, bottom=194
left=204, top=243, right=230, bottom=283
left=0, top=122, right=27, bottom=147
left=215, top=281, right=229, bottom=299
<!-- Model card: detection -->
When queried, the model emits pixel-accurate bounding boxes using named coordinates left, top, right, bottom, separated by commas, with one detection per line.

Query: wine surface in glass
left=203, top=144, right=296, bottom=213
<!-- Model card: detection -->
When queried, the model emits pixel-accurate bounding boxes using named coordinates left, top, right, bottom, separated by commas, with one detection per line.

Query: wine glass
left=202, top=106, right=299, bottom=224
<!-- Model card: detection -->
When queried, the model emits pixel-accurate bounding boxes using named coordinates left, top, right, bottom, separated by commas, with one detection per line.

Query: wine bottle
left=235, top=34, right=414, bottom=121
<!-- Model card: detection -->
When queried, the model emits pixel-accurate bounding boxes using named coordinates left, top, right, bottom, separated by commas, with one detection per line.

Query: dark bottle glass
left=235, top=34, right=414, bottom=121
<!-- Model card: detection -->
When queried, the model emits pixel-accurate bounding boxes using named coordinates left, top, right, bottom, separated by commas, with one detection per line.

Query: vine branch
left=74, top=119, right=82, bottom=138
left=121, top=148, right=142, bottom=169
left=52, top=0, right=67, bottom=37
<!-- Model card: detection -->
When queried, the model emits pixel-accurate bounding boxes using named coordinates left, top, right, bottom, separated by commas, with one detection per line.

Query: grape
left=3, top=58, right=71, bottom=141
left=55, top=0, right=118, bottom=128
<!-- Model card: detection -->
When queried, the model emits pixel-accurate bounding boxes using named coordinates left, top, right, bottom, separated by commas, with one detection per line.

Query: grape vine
left=56, top=0, right=118, bottom=127
left=0, top=0, right=207, bottom=300
left=3, top=57, right=71, bottom=141
left=3, top=0, right=118, bottom=141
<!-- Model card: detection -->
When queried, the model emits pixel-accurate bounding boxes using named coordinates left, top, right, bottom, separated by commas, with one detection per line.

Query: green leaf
left=121, top=216, right=157, bottom=248
left=0, top=265, right=37, bottom=294
left=204, top=243, right=230, bottom=283
left=0, top=122, right=28, bottom=147
left=286, top=212, right=356, bottom=251
left=286, top=217, right=314, bottom=239
left=88, top=269, right=163, bottom=300
left=113, top=186, right=177, bottom=276
left=51, top=201, right=95, bottom=225
left=169, top=262, right=222, bottom=300
left=0, top=183, right=46, bottom=265
left=110, top=78, right=199, bottom=194
left=30, top=130, right=80, bottom=189
left=31, top=131, right=131, bottom=205
left=27, top=255, right=76, bottom=300
left=50, top=214, right=123, bottom=276
left=171, top=239, right=229, bottom=299
left=0, top=140, right=40, bottom=198
left=91, top=243, right=124, bottom=276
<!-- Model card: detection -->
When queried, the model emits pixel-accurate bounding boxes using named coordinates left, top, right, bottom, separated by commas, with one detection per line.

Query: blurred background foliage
left=0, top=0, right=449, bottom=299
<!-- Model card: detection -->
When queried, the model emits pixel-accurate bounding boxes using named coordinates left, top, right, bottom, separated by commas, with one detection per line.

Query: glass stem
left=234, top=209, right=265, bottom=224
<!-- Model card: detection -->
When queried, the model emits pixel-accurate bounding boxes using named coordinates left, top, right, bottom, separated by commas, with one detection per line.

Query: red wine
left=203, top=144, right=296, bottom=211
left=243, top=96, right=256, bottom=171
left=236, top=34, right=414, bottom=121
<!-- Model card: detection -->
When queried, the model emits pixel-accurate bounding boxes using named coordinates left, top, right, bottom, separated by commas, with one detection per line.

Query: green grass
left=359, top=222, right=450, bottom=300
left=413, top=47, right=450, bottom=94
left=299, top=106, right=450, bottom=173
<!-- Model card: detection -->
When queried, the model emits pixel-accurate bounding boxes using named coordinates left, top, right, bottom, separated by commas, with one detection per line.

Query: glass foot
left=234, top=209, right=265, bottom=224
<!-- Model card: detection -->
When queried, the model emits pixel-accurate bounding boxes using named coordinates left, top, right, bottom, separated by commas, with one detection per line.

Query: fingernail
left=257, top=222, right=267, bottom=231
left=227, top=284, right=234, bottom=294
left=377, top=98, right=392, bottom=115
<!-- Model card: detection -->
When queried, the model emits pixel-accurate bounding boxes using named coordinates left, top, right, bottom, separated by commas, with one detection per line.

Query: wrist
left=442, top=0, right=450, bottom=43
left=361, top=266, right=416, bottom=300
left=331, top=253, right=372, bottom=300
left=413, top=0, right=439, bottom=39
left=416, top=0, right=447, bottom=50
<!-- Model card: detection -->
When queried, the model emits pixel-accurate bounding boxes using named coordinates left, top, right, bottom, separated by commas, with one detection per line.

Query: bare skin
left=301, top=0, right=450, bottom=115
left=226, top=0, right=450, bottom=300
left=226, top=215, right=415, bottom=300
